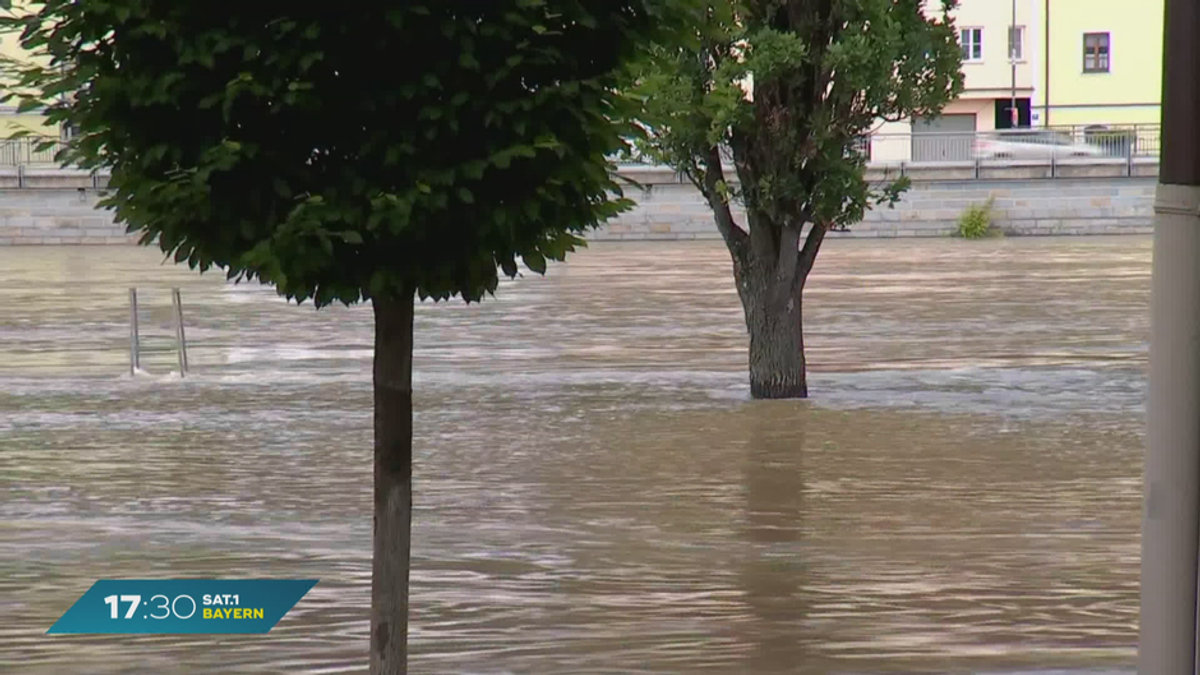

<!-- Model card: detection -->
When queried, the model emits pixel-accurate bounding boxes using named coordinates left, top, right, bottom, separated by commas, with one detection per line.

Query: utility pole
left=1140, top=0, right=1200, bottom=671
left=1010, top=0, right=1018, bottom=127
left=1042, top=0, right=1050, bottom=126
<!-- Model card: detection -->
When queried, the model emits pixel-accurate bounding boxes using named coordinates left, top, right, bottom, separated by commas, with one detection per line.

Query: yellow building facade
left=0, top=1, right=61, bottom=139
left=1034, top=0, right=1163, bottom=128
left=870, top=0, right=1164, bottom=162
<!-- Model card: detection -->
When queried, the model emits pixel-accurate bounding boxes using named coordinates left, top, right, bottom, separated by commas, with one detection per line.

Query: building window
left=1084, top=32, right=1110, bottom=72
left=1008, top=26, right=1025, bottom=61
left=960, top=27, right=983, bottom=62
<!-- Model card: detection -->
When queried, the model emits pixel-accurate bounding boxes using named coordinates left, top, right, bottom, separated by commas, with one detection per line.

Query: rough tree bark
left=699, top=151, right=827, bottom=400
left=370, top=292, right=415, bottom=675
left=736, top=220, right=826, bottom=399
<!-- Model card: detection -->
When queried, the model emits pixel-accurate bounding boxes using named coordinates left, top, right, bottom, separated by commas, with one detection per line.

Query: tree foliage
left=0, top=0, right=682, bottom=306
left=633, top=0, right=963, bottom=236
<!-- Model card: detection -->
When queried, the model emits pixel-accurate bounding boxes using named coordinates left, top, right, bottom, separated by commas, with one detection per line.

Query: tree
left=630, top=0, right=963, bottom=398
left=1, top=2, right=686, bottom=672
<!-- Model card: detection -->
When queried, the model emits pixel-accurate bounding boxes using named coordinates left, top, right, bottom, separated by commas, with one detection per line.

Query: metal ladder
left=128, top=287, right=190, bottom=377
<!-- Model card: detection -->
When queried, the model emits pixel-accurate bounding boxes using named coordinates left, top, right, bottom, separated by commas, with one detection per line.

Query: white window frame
left=1083, top=32, right=1111, bottom=73
left=960, top=27, right=984, bottom=63
left=1008, top=26, right=1025, bottom=62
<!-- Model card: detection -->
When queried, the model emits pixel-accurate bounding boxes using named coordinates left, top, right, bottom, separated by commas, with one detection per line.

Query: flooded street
left=0, top=237, right=1149, bottom=674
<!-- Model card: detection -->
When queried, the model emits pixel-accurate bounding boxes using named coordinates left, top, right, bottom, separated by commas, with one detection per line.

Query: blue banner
left=48, top=579, right=318, bottom=634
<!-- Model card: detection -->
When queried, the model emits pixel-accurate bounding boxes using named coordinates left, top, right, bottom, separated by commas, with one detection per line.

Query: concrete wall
left=0, top=189, right=132, bottom=244
left=596, top=162, right=1156, bottom=241
left=0, top=171, right=132, bottom=245
left=0, top=165, right=1159, bottom=244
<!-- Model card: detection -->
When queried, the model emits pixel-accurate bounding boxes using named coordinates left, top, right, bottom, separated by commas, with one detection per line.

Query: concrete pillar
left=1139, top=0, right=1200, bottom=672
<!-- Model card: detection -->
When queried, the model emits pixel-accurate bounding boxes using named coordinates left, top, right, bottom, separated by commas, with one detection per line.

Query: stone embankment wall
left=0, top=170, right=133, bottom=245
left=0, top=162, right=1160, bottom=244
left=595, top=160, right=1158, bottom=241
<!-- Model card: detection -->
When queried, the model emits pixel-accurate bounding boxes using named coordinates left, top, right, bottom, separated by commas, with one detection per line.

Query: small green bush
left=957, top=197, right=998, bottom=239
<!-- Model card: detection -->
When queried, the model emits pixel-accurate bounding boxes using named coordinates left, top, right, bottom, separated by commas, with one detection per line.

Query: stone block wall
left=0, top=187, right=133, bottom=245
left=595, top=164, right=1157, bottom=240
left=0, top=165, right=1160, bottom=245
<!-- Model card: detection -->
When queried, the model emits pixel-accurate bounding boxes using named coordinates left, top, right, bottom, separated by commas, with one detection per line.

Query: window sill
left=1082, top=70, right=1111, bottom=74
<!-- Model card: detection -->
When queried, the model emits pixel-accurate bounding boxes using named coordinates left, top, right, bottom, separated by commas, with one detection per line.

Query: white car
left=973, top=131, right=1106, bottom=160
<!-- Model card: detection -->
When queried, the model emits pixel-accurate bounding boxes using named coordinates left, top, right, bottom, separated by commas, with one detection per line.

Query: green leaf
left=523, top=251, right=546, bottom=274
left=461, top=160, right=486, bottom=180
left=458, top=52, right=480, bottom=70
left=499, top=256, right=518, bottom=278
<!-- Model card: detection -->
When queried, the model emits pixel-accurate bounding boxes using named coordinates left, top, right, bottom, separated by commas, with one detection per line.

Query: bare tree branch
left=681, top=158, right=705, bottom=195
left=772, top=202, right=813, bottom=296
left=794, top=221, right=828, bottom=294
left=775, top=219, right=802, bottom=284
left=701, top=145, right=748, bottom=255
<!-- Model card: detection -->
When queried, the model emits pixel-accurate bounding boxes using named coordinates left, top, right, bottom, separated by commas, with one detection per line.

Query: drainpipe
left=1010, top=0, right=1018, bottom=126
left=1140, top=0, right=1200, bottom=670
left=1043, top=0, right=1050, bottom=125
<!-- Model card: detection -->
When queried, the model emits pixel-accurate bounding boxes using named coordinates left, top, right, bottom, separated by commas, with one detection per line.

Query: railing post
left=17, top=163, right=25, bottom=189
left=129, top=288, right=140, bottom=375
left=172, top=287, right=189, bottom=377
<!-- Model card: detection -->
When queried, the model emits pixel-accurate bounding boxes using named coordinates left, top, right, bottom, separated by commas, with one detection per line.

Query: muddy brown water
left=0, top=237, right=1148, bottom=674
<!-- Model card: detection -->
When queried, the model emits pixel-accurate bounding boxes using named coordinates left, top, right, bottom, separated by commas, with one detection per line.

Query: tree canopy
left=1, top=0, right=685, bottom=306
left=634, top=0, right=963, bottom=235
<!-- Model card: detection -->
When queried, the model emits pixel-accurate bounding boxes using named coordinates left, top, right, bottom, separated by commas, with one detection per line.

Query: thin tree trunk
left=370, top=291, right=415, bottom=675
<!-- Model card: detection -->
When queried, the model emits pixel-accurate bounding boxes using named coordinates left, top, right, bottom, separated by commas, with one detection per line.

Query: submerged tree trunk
left=742, top=281, right=807, bottom=399
left=727, top=212, right=825, bottom=400
left=695, top=149, right=827, bottom=399
left=370, top=292, right=415, bottom=675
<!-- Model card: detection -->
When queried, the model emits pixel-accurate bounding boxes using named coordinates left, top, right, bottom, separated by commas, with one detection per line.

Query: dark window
left=1084, top=32, right=1110, bottom=73
left=960, top=28, right=983, bottom=62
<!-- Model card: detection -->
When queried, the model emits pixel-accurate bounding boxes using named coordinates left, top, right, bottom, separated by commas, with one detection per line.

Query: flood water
left=0, top=237, right=1149, bottom=674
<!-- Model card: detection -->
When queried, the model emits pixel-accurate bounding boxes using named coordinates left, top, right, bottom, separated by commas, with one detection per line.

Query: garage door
left=912, top=114, right=976, bottom=162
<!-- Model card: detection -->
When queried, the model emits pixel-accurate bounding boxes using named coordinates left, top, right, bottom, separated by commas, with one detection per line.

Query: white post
left=1139, top=0, right=1200, bottom=670
left=1142, top=185, right=1200, bottom=673
left=128, top=287, right=140, bottom=375
left=172, top=287, right=189, bottom=377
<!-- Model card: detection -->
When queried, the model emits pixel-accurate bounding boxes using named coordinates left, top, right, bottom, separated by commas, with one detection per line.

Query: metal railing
left=614, top=124, right=1162, bottom=168
left=866, top=124, right=1161, bottom=164
left=1, top=126, right=1165, bottom=172
left=0, top=137, right=67, bottom=167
